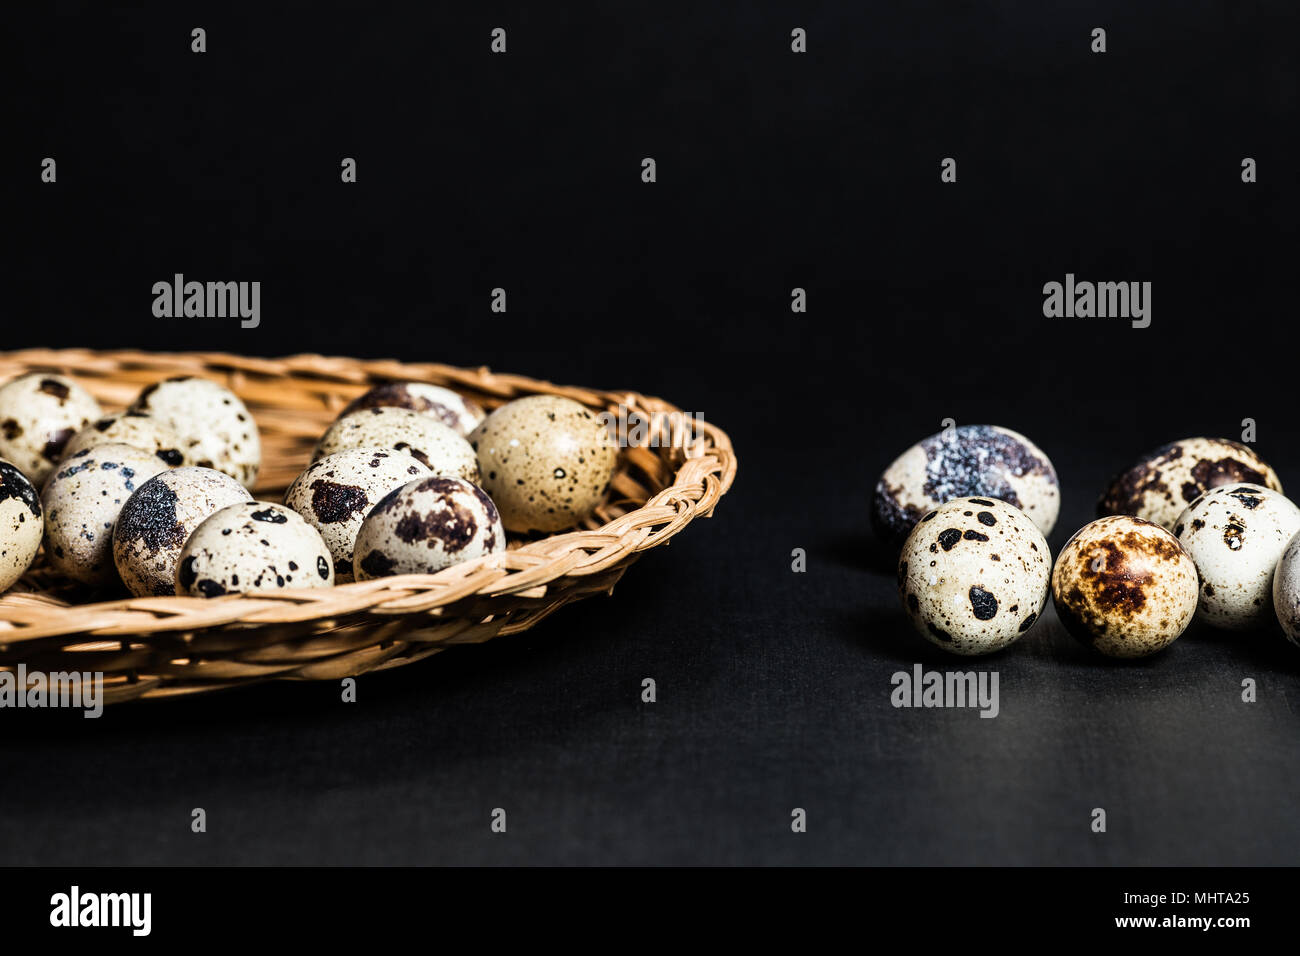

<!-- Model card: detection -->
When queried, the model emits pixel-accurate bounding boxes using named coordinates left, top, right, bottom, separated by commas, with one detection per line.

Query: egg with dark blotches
left=315, top=408, right=480, bottom=483
left=61, top=410, right=187, bottom=468
left=112, top=467, right=253, bottom=597
left=1271, top=531, right=1300, bottom=647
left=130, top=377, right=261, bottom=489
left=469, top=395, right=619, bottom=534
left=1175, top=484, right=1300, bottom=630
left=284, top=448, right=432, bottom=582
left=41, top=443, right=173, bottom=586
left=340, top=382, right=485, bottom=437
left=177, top=502, right=334, bottom=597
left=0, top=372, right=102, bottom=485
left=353, top=475, right=505, bottom=579
left=874, top=425, right=1059, bottom=548
left=898, top=497, right=1051, bottom=656
left=1052, top=516, right=1198, bottom=658
left=0, top=459, right=43, bottom=593
left=1098, top=437, right=1282, bottom=531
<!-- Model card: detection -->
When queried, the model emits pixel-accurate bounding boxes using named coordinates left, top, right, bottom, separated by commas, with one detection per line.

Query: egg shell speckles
left=112, top=467, right=254, bottom=597
left=130, top=377, right=261, bottom=489
left=315, top=408, right=480, bottom=483
left=0, top=373, right=103, bottom=486
left=469, top=395, right=619, bottom=534
left=177, top=501, right=334, bottom=597
left=41, top=443, right=172, bottom=586
left=1098, top=437, right=1282, bottom=531
left=1051, top=516, right=1198, bottom=658
left=874, top=425, right=1060, bottom=547
left=0, top=459, right=43, bottom=593
left=340, top=382, right=486, bottom=437
left=61, top=411, right=187, bottom=468
left=1270, top=531, right=1300, bottom=647
left=898, top=497, right=1052, bottom=656
left=285, top=448, right=432, bottom=582
left=1175, top=483, right=1300, bottom=630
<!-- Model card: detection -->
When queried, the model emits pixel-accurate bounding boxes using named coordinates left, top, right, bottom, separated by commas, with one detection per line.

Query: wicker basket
left=0, top=350, right=737, bottom=704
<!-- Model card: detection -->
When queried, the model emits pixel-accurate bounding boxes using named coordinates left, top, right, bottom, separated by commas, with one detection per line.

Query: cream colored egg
left=130, top=377, right=261, bottom=488
left=315, top=408, right=479, bottom=483
left=61, top=411, right=187, bottom=468
left=0, top=459, right=43, bottom=593
left=177, top=502, right=334, bottom=597
left=340, top=382, right=485, bottom=436
left=1271, top=531, right=1300, bottom=647
left=0, top=372, right=102, bottom=485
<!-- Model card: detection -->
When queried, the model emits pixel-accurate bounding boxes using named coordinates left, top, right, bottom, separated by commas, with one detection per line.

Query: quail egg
left=340, top=382, right=485, bottom=436
left=1098, top=437, right=1282, bottom=531
left=898, top=497, right=1051, bottom=655
left=874, top=424, right=1060, bottom=547
left=1271, top=531, right=1300, bottom=647
left=315, top=407, right=480, bottom=483
left=284, top=448, right=432, bottom=581
left=61, top=410, right=187, bottom=468
left=1051, top=515, right=1198, bottom=657
left=469, top=395, right=620, bottom=534
left=41, top=443, right=172, bottom=586
left=0, top=372, right=103, bottom=485
left=0, top=459, right=43, bottom=593
left=130, top=377, right=261, bottom=488
left=353, top=475, right=505, bottom=579
left=1175, top=484, right=1300, bottom=630
left=112, top=467, right=254, bottom=597
left=177, top=501, right=334, bottom=597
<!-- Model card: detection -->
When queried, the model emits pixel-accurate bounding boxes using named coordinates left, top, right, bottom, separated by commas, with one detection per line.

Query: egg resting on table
left=284, top=448, right=431, bottom=581
left=0, top=372, right=103, bottom=485
left=1174, top=483, right=1300, bottom=630
left=1098, top=437, right=1282, bottom=531
left=469, top=395, right=620, bottom=534
left=0, top=459, right=43, bottom=593
left=1270, top=531, right=1300, bottom=647
left=315, top=407, right=480, bottom=483
left=340, top=382, right=486, bottom=437
left=112, top=467, right=254, bottom=597
left=177, top=501, right=333, bottom=597
left=353, top=475, right=505, bottom=579
left=130, top=377, right=261, bottom=489
left=41, top=443, right=172, bottom=586
left=898, top=497, right=1052, bottom=656
left=874, top=424, right=1059, bottom=548
left=61, top=410, right=186, bottom=468
left=1052, top=515, right=1198, bottom=658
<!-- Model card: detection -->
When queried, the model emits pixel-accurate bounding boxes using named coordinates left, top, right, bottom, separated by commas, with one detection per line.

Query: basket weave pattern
left=0, top=350, right=736, bottom=704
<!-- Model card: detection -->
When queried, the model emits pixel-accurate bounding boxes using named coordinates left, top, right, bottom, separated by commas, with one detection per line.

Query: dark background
left=4, top=1, right=1297, bottom=865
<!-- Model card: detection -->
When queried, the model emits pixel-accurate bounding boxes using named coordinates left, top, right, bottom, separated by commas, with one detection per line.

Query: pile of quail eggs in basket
left=0, top=372, right=618, bottom=601
left=876, top=425, right=1300, bottom=659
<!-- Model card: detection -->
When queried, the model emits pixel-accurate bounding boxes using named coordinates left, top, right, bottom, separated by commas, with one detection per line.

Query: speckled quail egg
left=1271, top=531, right=1300, bottom=647
left=898, top=497, right=1051, bottom=655
left=177, top=501, right=333, bottom=597
left=340, top=382, right=486, bottom=436
left=469, top=395, right=620, bottom=534
left=1175, top=484, right=1300, bottom=630
left=315, top=407, right=480, bottom=483
left=0, top=459, right=43, bottom=593
left=61, top=410, right=187, bottom=468
left=41, top=443, right=172, bottom=586
left=130, top=377, right=261, bottom=488
left=1052, top=515, right=1198, bottom=658
left=1098, top=437, right=1282, bottom=531
left=0, top=372, right=103, bottom=485
left=874, top=424, right=1060, bottom=547
left=353, top=476, right=505, bottom=579
left=112, top=467, right=254, bottom=597
left=284, top=449, right=432, bottom=581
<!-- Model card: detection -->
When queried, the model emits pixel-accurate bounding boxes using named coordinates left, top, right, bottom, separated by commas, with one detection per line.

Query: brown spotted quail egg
left=1051, top=516, right=1198, bottom=658
left=898, top=497, right=1052, bottom=655
left=177, top=501, right=334, bottom=597
left=1174, top=484, right=1300, bottom=630
left=1099, top=437, right=1282, bottom=531
left=0, top=372, right=103, bottom=485
left=284, top=449, right=432, bottom=582
left=469, top=395, right=619, bottom=534
left=41, top=443, right=172, bottom=586
left=1271, top=531, right=1300, bottom=647
left=314, top=407, right=479, bottom=483
left=61, top=410, right=187, bottom=468
left=353, top=476, right=505, bottom=579
left=130, top=377, right=261, bottom=488
left=0, top=459, right=43, bottom=593
left=112, top=467, right=254, bottom=597
left=340, top=382, right=486, bottom=436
